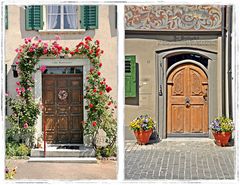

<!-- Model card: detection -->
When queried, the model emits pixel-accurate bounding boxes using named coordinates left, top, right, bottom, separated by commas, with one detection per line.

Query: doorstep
left=28, top=157, right=97, bottom=163
left=31, top=144, right=95, bottom=157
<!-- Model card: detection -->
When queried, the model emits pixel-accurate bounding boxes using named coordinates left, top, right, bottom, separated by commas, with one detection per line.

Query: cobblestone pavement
left=125, top=139, right=235, bottom=180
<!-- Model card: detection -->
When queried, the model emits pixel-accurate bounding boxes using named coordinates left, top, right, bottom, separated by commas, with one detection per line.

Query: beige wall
left=5, top=5, right=118, bottom=142
left=125, top=36, right=221, bottom=140
left=5, top=5, right=118, bottom=103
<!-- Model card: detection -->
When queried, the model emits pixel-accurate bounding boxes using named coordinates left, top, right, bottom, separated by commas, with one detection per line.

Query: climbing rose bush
left=6, top=36, right=117, bottom=152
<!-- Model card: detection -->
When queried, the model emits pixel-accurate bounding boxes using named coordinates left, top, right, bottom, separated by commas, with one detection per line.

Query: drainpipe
left=227, top=6, right=233, bottom=119
left=221, top=6, right=226, bottom=116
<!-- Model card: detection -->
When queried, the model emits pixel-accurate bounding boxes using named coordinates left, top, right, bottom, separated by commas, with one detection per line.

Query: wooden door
left=167, top=63, right=208, bottom=136
left=42, top=74, right=84, bottom=144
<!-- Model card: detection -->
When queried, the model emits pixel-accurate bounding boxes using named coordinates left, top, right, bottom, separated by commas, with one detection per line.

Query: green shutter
left=5, top=6, right=8, bottom=29
left=125, top=56, right=136, bottom=97
left=25, top=5, right=43, bottom=30
left=80, top=5, right=98, bottom=29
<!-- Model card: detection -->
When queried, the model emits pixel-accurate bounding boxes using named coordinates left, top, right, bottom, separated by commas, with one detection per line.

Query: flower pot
left=212, top=131, right=231, bottom=146
left=134, top=129, right=153, bottom=145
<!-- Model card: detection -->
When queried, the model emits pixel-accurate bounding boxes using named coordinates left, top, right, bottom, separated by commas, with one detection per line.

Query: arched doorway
left=167, top=63, right=208, bottom=136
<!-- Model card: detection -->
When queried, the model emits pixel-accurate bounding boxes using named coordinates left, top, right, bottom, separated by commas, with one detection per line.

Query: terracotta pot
left=212, top=131, right=231, bottom=146
left=134, top=129, right=153, bottom=145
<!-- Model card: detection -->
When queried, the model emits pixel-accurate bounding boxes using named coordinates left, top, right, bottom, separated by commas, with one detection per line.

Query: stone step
left=31, top=144, right=95, bottom=157
left=28, top=157, right=97, bottom=163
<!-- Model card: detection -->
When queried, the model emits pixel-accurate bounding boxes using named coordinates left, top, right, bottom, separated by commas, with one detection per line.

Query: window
left=47, top=5, right=78, bottom=29
left=125, top=56, right=137, bottom=97
left=25, top=5, right=98, bottom=31
left=43, top=66, right=83, bottom=74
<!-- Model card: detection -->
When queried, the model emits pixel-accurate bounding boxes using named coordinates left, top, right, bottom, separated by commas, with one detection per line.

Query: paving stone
left=125, top=139, right=235, bottom=180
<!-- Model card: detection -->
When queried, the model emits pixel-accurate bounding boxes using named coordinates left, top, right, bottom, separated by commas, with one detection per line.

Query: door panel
left=43, top=73, right=84, bottom=144
left=171, top=105, right=184, bottom=133
left=167, top=63, right=208, bottom=136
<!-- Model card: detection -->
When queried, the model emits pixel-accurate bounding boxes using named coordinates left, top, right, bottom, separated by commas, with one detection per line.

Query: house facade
left=5, top=4, right=117, bottom=145
left=124, top=5, right=233, bottom=140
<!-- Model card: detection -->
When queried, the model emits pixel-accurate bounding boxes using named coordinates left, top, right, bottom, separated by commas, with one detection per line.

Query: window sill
left=39, top=29, right=86, bottom=34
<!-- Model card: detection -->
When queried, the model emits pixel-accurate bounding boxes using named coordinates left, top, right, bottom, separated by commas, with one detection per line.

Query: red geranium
left=97, top=72, right=101, bottom=76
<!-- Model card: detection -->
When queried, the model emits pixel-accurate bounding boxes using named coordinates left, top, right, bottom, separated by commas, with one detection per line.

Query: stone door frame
left=34, top=58, right=90, bottom=145
left=156, top=48, right=218, bottom=139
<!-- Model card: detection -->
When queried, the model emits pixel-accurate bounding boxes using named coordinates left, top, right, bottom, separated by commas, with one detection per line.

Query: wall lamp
left=11, top=64, right=18, bottom=78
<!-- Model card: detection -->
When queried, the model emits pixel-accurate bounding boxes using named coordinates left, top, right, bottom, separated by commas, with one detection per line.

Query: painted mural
left=125, top=5, right=222, bottom=31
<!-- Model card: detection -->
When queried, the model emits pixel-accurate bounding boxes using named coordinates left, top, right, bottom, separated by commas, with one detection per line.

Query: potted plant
left=130, top=115, right=156, bottom=145
left=210, top=116, right=234, bottom=146
left=36, top=134, right=43, bottom=148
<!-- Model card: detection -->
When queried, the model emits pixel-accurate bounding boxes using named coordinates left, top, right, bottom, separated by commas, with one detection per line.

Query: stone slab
left=28, top=157, right=97, bottom=163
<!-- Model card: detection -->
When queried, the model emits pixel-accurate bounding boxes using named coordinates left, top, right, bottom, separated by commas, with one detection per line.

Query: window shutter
left=80, top=5, right=98, bottom=29
left=125, top=56, right=136, bottom=97
left=25, top=5, right=43, bottom=30
left=5, top=6, right=8, bottom=29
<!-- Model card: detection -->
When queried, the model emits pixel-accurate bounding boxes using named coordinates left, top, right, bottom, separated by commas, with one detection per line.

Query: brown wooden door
left=43, top=74, right=84, bottom=144
left=167, top=63, right=208, bottom=136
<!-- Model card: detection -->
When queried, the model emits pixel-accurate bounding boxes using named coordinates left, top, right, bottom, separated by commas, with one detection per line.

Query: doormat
left=56, top=145, right=80, bottom=150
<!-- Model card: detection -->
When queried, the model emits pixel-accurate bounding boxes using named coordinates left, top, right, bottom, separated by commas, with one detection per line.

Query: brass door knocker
left=185, top=96, right=191, bottom=108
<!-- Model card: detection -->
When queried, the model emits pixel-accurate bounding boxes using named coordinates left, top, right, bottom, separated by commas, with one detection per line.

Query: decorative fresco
left=125, top=5, right=222, bottom=31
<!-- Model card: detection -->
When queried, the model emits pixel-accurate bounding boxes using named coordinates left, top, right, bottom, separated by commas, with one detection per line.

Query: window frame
left=45, top=5, right=80, bottom=31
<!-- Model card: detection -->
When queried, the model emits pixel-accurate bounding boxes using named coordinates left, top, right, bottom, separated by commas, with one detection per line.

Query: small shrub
left=6, top=143, right=18, bottom=157
left=96, top=145, right=117, bottom=158
left=16, top=144, right=30, bottom=156
left=6, top=142, right=30, bottom=158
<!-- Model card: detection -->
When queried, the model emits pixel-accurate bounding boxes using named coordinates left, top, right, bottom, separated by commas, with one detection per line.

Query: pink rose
left=39, top=65, right=47, bottom=73
left=16, top=82, right=20, bottom=86
left=23, top=122, right=28, bottom=129
left=43, top=49, right=48, bottom=54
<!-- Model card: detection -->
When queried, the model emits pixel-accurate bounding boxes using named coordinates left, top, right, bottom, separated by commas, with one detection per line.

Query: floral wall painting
left=6, top=35, right=117, bottom=156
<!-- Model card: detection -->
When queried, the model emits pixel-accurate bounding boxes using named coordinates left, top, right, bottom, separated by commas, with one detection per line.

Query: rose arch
left=6, top=36, right=117, bottom=154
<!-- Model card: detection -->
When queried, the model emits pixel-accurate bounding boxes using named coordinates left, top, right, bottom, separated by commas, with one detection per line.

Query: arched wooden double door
left=167, top=63, right=208, bottom=136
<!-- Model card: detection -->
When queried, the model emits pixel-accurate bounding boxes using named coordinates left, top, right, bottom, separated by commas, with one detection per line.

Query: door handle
left=185, top=96, right=191, bottom=108
left=203, top=92, right=208, bottom=102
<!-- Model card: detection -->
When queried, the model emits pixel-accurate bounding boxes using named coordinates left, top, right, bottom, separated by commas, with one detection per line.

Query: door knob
left=185, top=96, right=191, bottom=108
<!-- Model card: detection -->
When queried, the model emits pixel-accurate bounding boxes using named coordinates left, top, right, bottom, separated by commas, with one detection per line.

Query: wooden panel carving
left=191, top=71, right=202, bottom=95
left=173, top=70, right=184, bottom=96
left=125, top=5, right=222, bottom=31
